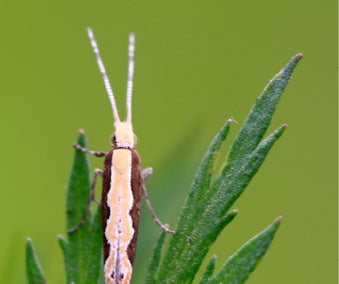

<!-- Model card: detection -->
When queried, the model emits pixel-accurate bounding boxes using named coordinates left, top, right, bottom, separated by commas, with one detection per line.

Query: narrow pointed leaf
left=83, top=205, right=103, bottom=282
left=227, top=54, right=302, bottom=168
left=210, top=217, right=282, bottom=284
left=144, top=230, right=167, bottom=284
left=190, top=119, right=233, bottom=200
left=211, top=124, right=287, bottom=219
left=66, top=129, right=92, bottom=231
left=57, top=234, right=68, bottom=256
left=199, top=255, right=217, bottom=284
left=61, top=130, right=102, bottom=284
left=26, top=238, right=47, bottom=284
left=176, top=119, right=232, bottom=235
left=216, top=209, right=240, bottom=233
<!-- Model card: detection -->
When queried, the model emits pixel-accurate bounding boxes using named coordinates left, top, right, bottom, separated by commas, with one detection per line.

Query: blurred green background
left=0, top=0, right=337, bottom=283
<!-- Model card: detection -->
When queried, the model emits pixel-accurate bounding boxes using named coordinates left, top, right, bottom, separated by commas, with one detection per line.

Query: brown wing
left=101, top=148, right=143, bottom=278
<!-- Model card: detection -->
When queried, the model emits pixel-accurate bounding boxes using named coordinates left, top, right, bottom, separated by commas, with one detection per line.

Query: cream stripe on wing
left=105, top=149, right=134, bottom=284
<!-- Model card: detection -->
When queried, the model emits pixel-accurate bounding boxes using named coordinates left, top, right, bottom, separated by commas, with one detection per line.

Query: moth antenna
left=126, top=33, right=135, bottom=123
left=87, top=27, right=121, bottom=123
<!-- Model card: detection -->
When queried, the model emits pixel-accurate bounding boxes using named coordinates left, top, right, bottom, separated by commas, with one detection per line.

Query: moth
left=67, top=28, right=174, bottom=284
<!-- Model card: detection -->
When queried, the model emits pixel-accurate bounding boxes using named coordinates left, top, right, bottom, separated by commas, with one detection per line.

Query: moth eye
left=109, top=133, right=116, bottom=145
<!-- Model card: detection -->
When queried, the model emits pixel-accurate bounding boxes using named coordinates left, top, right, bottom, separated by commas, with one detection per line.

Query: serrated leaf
left=209, top=217, right=282, bottom=284
left=199, top=255, right=217, bottom=284
left=60, top=130, right=102, bottom=284
left=25, top=238, right=47, bottom=284
left=154, top=54, right=302, bottom=283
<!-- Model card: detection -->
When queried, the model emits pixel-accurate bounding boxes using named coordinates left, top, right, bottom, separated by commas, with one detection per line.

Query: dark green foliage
left=25, top=238, right=46, bottom=284
left=153, top=54, right=302, bottom=283
left=25, top=54, right=302, bottom=284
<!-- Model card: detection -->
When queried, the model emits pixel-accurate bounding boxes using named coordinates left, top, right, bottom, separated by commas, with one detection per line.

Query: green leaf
left=66, top=129, right=92, bottom=231
left=57, top=234, right=68, bottom=256
left=226, top=54, right=302, bottom=167
left=25, top=238, right=47, bottom=284
left=59, top=129, right=102, bottom=284
left=210, top=123, right=287, bottom=220
left=190, top=119, right=233, bottom=202
left=155, top=54, right=302, bottom=283
left=199, top=255, right=217, bottom=284
left=97, top=259, right=105, bottom=284
left=178, top=119, right=233, bottom=233
left=156, top=208, right=238, bottom=283
left=209, top=217, right=283, bottom=284
left=144, top=230, right=167, bottom=284
left=154, top=120, right=233, bottom=283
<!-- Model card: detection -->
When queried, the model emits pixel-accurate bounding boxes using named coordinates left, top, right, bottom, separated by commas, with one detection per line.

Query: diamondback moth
left=67, top=28, right=175, bottom=284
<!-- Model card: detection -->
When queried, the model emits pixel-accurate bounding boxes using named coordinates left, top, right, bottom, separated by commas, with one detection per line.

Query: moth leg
left=67, top=168, right=103, bottom=234
left=73, top=143, right=107, bottom=157
left=90, top=169, right=102, bottom=205
left=141, top=167, right=153, bottom=180
left=141, top=168, right=175, bottom=234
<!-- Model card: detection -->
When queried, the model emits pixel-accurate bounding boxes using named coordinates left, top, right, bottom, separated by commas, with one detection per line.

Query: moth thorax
left=114, top=121, right=135, bottom=148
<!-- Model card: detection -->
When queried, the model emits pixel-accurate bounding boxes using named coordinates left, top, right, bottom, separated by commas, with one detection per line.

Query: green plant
left=26, top=53, right=302, bottom=284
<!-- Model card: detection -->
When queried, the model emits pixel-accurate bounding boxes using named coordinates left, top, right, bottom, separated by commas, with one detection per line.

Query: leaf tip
left=26, top=237, right=32, bottom=242
left=277, top=216, right=283, bottom=222
left=227, top=118, right=237, bottom=124
left=296, top=53, right=303, bottom=59
left=283, top=123, right=288, bottom=128
left=78, top=128, right=86, bottom=134
left=57, top=234, right=68, bottom=250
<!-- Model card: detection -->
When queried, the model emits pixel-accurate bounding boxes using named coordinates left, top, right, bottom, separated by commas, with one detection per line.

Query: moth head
left=112, top=121, right=136, bottom=148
